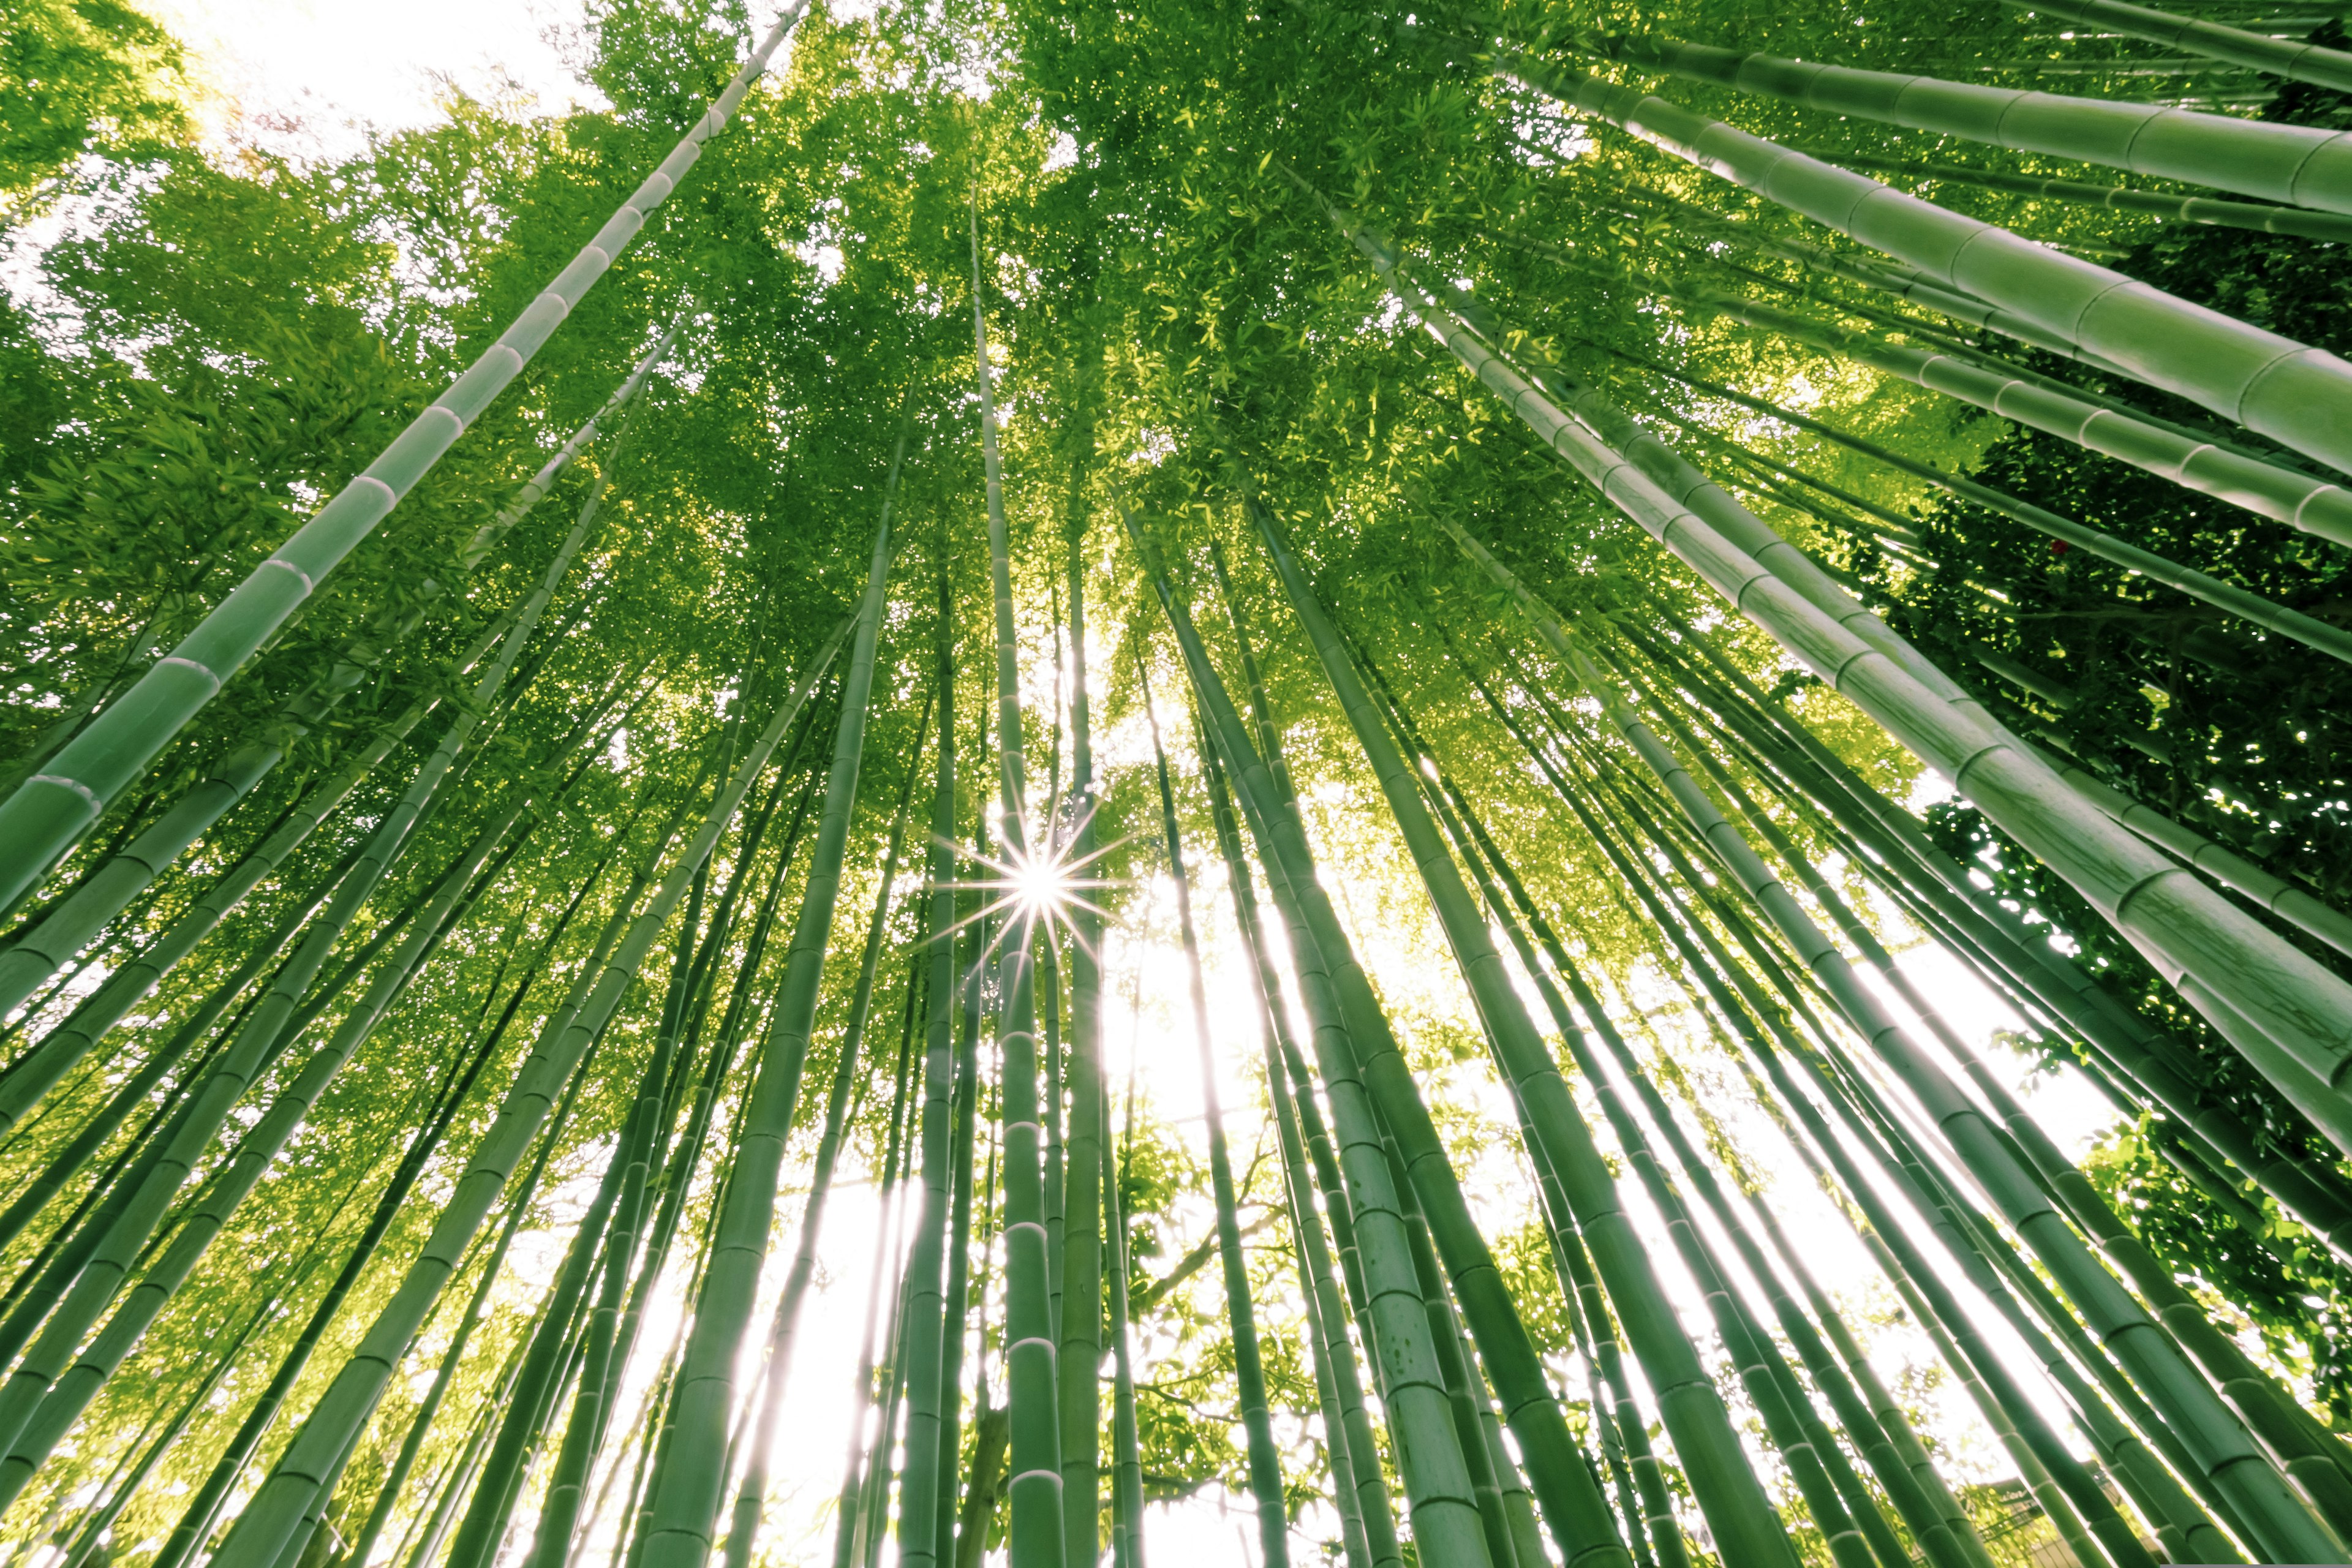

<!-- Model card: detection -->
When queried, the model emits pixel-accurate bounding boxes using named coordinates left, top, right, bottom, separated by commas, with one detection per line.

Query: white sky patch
left=145, top=0, right=606, bottom=160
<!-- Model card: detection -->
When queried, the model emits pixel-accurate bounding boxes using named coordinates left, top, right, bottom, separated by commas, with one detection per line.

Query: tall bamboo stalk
left=635, top=464, right=900, bottom=1568
left=970, top=194, right=1065, bottom=1568
left=1199, top=723, right=1403, bottom=1568
left=722, top=694, right=929, bottom=1568
left=1120, top=500, right=1500, bottom=1568
left=900, top=560, right=962, bottom=1568
left=1137, top=657, right=1291, bottom=1568
left=1245, top=501, right=1785, bottom=1568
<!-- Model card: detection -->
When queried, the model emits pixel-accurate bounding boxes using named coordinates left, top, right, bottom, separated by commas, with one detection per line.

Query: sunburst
left=931, top=797, right=1128, bottom=981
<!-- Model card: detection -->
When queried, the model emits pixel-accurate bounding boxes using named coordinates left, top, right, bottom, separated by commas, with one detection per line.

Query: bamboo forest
left=15, top=0, right=2352, bottom=1560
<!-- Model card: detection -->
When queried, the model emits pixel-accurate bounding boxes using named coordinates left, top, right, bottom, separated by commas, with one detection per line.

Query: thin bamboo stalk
left=970, top=198, right=1065, bottom=1568
left=721, top=696, right=929, bottom=1568
left=1055, top=492, right=1107, bottom=1568
left=899, top=560, right=962, bottom=1568
left=1815, top=145, right=2352, bottom=241
left=1137, top=661, right=1291, bottom=1568
left=636, top=487, right=900, bottom=1568
left=1571, top=643, right=2337, bottom=1560
left=1247, top=501, right=1788, bottom=1568
left=1199, top=726, right=1403, bottom=1568
left=1120, top=504, right=1494, bottom=1568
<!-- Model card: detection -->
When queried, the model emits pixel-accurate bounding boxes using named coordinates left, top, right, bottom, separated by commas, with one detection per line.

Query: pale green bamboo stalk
left=339, top=1014, right=601, bottom=1568
left=0, top=0, right=810, bottom=914
left=1249, top=502, right=1790, bottom=1568
left=899, top=562, right=961, bottom=1568
left=1501, top=53, right=2352, bottom=475
left=1815, top=145, right=2352, bottom=242
left=1137, top=661, right=1291, bottom=1568
left=203, top=619, right=849, bottom=1568
left=835, top=966, right=922, bottom=1568
left=722, top=699, right=927, bottom=1568
left=1055, top=492, right=1107, bottom=1568
left=1602, top=190, right=2143, bottom=375
left=1121, top=505, right=1496, bottom=1568
left=1608, top=668, right=2352, bottom=1542
left=1672, top=280, right=2352, bottom=548
left=55, top=1280, right=273, bottom=1568
left=635, top=496, right=897, bottom=1568
left=1377, top=1136, right=1526, bottom=1568
left=969, top=198, right=1065, bottom=1568
left=1572, top=657, right=2236, bottom=1560
left=1105, top=1068, right=1145, bottom=1568
left=1585, top=30, right=2352, bottom=211
left=1621, top=657, right=2352, bottom=1523
left=0, top=796, right=528, bottom=1508
left=2032, top=0, right=2352, bottom=92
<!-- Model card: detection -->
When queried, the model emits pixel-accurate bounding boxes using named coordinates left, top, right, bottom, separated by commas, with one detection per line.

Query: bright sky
left=149, top=0, right=604, bottom=158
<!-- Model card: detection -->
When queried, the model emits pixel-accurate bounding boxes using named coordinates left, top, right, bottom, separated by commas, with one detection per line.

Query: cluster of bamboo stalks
left=4, top=0, right=2352, bottom=1563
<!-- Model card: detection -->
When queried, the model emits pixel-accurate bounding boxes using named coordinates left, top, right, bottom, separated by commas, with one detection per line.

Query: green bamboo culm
left=1803, top=145, right=2352, bottom=244
left=832, top=962, right=924, bottom=1568
left=1055, top=467, right=1108, bottom=1568
left=0, top=0, right=810, bottom=915
left=1360, top=656, right=1964, bottom=1568
left=970, top=191, right=1065, bottom=1568
left=1104, top=1069, right=1146, bottom=1568
left=723, top=687, right=931, bottom=1568
left=899, top=559, right=962, bottom=1568
left=1989, top=0, right=2352, bottom=89
left=1500, top=52, right=2352, bottom=478
left=197, top=611, right=851, bottom=1568
left=1580, top=30, right=2352, bottom=213
left=1197, top=720, right=1403, bottom=1568
left=1136, top=654, right=1291, bottom=1568
left=634, top=445, right=902, bottom=1568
